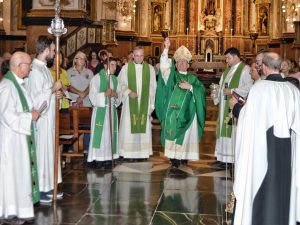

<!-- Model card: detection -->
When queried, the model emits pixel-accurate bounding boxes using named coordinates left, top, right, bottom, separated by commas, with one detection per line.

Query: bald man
left=233, top=52, right=300, bottom=225
left=0, top=52, right=40, bottom=223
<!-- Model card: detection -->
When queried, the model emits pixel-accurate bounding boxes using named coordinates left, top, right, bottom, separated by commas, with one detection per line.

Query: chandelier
left=103, top=0, right=137, bottom=22
left=282, top=0, right=300, bottom=29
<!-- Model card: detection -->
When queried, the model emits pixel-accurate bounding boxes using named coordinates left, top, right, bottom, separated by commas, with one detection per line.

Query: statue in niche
left=259, top=6, right=268, bottom=35
left=153, top=5, right=162, bottom=32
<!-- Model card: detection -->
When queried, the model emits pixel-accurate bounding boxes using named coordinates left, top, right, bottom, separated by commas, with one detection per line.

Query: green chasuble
left=5, top=71, right=40, bottom=204
left=92, top=69, right=118, bottom=154
left=216, top=62, right=246, bottom=138
left=127, top=62, right=150, bottom=133
left=155, top=61, right=206, bottom=146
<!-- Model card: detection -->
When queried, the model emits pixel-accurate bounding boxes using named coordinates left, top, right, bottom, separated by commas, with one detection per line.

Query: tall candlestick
left=186, top=27, right=189, bottom=47
left=230, top=28, right=233, bottom=47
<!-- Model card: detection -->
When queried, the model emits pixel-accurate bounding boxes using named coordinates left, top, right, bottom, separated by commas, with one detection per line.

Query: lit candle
left=186, top=28, right=189, bottom=46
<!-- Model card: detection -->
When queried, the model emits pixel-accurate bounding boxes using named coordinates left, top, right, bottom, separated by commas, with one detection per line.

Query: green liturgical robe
left=155, top=61, right=206, bottom=160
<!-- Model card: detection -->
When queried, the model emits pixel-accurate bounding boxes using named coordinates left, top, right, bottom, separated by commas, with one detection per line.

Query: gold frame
left=151, top=3, right=165, bottom=34
left=256, top=3, right=270, bottom=36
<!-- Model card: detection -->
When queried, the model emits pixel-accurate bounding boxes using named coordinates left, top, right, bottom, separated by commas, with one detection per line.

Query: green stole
left=4, top=71, right=40, bottom=204
left=217, top=62, right=246, bottom=138
left=92, top=69, right=118, bottom=154
left=127, top=62, right=150, bottom=133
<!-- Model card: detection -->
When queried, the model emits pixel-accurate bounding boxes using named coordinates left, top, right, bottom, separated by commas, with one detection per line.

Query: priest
left=118, top=46, right=157, bottom=160
left=233, top=52, right=300, bottom=225
left=87, top=57, right=120, bottom=168
left=0, top=52, right=40, bottom=223
left=155, top=37, right=206, bottom=167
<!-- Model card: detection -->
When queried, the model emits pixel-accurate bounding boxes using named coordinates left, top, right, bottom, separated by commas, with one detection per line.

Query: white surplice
left=117, top=63, right=157, bottom=158
left=233, top=79, right=300, bottom=225
left=159, top=48, right=201, bottom=160
left=0, top=77, right=34, bottom=219
left=27, top=59, right=62, bottom=192
left=87, top=74, right=120, bottom=162
left=213, top=62, right=252, bottom=163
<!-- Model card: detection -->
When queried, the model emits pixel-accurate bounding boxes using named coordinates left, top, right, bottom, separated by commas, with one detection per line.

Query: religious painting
left=152, top=3, right=164, bottom=34
left=17, top=0, right=32, bottom=30
left=256, top=4, right=270, bottom=35
left=152, top=43, right=161, bottom=57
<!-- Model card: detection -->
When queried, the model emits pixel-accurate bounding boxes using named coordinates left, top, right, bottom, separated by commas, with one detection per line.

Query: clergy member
left=0, top=52, right=40, bottom=223
left=117, top=46, right=157, bottom=160
left=212, top=47, right=252, bottom=169
left=155, top=37, right=206, bottom=167
left=233, top=52, right=300, bottom=225
left=88, top=57, right=120, bottom=168
left=27, top=35, right=62, bottom=203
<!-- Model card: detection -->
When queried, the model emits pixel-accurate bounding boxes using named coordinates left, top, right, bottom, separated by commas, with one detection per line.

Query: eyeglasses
left=19, top=62, right=31, bottom=66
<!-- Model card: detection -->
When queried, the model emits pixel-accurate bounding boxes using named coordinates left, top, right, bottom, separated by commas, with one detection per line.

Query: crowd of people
left=0, top=34, right=300, bottom=224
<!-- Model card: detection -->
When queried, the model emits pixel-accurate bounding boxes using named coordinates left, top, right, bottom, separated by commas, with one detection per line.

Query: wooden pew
left=59, top=110, right=79, bottom=163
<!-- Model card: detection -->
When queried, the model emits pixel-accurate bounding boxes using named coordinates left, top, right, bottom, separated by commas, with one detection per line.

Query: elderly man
left=0, top=52, right=40, bottom=224
left=212, top=47, right=252, bottom=168
left=118, top=46, right=157, bottom=160
left=27, top=35, right=62, bottom=203
left=233, top=52, right=300, bottom=225
left=155, top=38, right=206, bottom=168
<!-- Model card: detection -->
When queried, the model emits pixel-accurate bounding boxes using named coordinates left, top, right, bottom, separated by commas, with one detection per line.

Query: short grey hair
left=262, top=52, right=282, bottom=70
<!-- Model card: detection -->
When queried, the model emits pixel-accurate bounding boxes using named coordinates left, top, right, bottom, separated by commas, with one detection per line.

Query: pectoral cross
left=141, top=114, right=145, bottom=125
left=31, top=168, right=36, bottom=177
left=133, top=114, right=138, bottom=125
left=96, top=121, right=102, bottom=127
left=171, top=104, right=177, bottom=109
left=167, top=129, right=173, bottom=136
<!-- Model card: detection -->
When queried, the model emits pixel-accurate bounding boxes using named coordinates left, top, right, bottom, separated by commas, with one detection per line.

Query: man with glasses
left=0, top=52, right=40, bottom=224
left=118, top=46, right=157, bottom=161
left=27, top=35, right=62, bottom=204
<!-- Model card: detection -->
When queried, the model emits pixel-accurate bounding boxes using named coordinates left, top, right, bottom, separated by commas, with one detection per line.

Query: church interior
left=0, top=0, right=300, bottom=225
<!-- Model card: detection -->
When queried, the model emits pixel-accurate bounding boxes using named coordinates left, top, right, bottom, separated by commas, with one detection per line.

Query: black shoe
left=104, top=161, right=112, bottom=169
left=95, top=162, right=103, bottom=169
left=211, top=161, right=225, bottom=169
left=180, top=160, right=188, bottom=165
left=170, top=159, right=180, bottom=168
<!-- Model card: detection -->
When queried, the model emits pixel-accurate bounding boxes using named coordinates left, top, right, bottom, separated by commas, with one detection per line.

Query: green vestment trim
left=127, top=62, right=150, bottom=133
left=216, top=62, right=246, bottom=138
left=155, top=61, right=206, bottom=146
left=92, top=69, right=118, bottom=154
left=5, top=71, right=40, bottom=204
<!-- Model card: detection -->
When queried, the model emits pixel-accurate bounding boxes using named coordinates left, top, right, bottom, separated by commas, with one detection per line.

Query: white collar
left=12, top=72, right=25, bottom=86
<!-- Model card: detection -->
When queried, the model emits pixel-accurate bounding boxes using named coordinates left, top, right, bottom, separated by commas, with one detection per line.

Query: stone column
left=235, top=0, right=241, bottom=35
left=178, top=0, right=185, bottom=34
left=138, top=0, right=148, bottom=36
left=223, top=0, right=232, bottom=35
left=189, top=0, right=195, bottom=35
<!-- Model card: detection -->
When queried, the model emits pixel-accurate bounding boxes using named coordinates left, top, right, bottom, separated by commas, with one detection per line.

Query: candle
left=230, top=28, right=233, bottom=47
left=186, top=28, right=189, bottom=46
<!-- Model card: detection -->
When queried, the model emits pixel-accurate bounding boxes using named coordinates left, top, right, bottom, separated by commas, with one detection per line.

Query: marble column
left=178, top=0, right=185, bottom=34
left=235, top=0, right=241, bottom=35
left=138, top=0, right=148, bottom=36
left=223, top=0, right=232, bottom=35
left=271, top=1, right=280, bottom=39
left=189, top=0, right=195, bottom=35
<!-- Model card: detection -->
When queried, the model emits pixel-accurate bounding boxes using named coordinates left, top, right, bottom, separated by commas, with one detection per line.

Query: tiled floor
left=26, top=148, right=234, bottom=225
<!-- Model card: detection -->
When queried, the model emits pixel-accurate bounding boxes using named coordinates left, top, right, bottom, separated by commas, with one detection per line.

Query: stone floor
left=28, top=153, right=233, bottom=225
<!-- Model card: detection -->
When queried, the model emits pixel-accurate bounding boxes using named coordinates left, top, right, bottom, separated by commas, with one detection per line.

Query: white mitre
left=173, top=45, right=192, bottom=62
